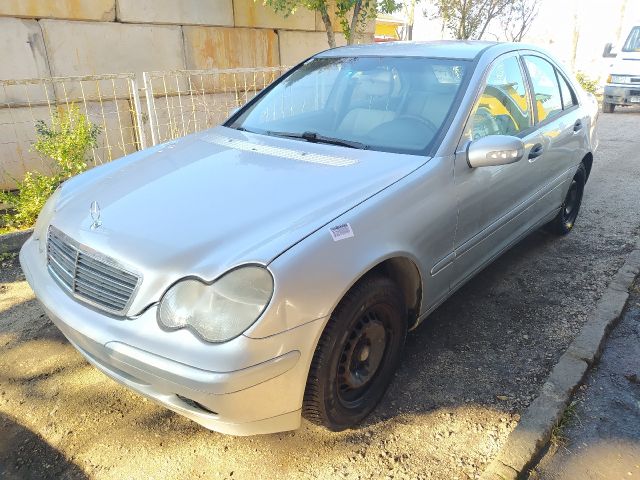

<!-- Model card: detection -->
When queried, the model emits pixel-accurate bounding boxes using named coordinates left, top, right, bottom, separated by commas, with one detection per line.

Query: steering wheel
left=393, top=114, right=439, bottom=135
left=366, top=114, right=439, bottom=147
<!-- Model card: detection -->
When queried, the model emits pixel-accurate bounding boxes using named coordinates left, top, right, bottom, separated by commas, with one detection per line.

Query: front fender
left=244, top=155, right=457, bottom=339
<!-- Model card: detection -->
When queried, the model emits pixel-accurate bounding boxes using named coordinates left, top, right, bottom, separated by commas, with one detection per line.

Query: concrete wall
left=0, top=0, right=374, bottom=189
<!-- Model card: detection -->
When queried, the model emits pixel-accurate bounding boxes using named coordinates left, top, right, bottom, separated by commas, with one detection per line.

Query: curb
left=0, top=229, right=32, bottom=255
left=482, top=247, right=640, bottom=480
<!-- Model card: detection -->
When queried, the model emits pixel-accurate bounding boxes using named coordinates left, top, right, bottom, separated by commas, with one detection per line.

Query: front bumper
left=604, top=84, right=640, bottom=106
left=20, top=236, right=324, bottom=435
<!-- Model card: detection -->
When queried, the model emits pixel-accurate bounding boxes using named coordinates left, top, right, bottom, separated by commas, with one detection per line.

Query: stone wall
left=0, top=0, right=373, bottom=189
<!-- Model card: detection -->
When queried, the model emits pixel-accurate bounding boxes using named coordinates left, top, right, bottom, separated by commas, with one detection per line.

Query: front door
left=452, top=52, right=545, bottom=288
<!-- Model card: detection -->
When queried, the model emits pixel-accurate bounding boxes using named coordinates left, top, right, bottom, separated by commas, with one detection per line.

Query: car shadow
left=0, top=412, right=88, bottom=480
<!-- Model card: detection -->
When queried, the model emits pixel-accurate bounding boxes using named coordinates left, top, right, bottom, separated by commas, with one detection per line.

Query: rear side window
left=468, top=55, right=532, bottom=140
left=523, top=56, right=563, bottom=122
left=558, top=74, right=577, bottom=109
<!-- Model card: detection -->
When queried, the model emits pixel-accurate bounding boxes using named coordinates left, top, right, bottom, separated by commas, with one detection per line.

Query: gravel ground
left=1, top=110, right=640, bottom=480
left=530, top=279, right=640, bottom=479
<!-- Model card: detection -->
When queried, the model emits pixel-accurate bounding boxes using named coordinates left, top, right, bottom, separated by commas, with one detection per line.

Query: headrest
left=357, top=69, right=394, bottom=97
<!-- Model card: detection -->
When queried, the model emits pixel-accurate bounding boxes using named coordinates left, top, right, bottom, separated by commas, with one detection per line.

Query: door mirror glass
left=467, top=135, right=524, bottom=168
left=603, top=42, right=617, bottom=58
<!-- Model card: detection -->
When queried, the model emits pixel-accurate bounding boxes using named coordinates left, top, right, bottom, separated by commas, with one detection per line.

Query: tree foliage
left=262, top=0, right=402, bottom=48
left=500, top=0, right=540, bottom=42
left=575, top=71, right=598, bottom=95
left=427, top=0, right=539, bottom=41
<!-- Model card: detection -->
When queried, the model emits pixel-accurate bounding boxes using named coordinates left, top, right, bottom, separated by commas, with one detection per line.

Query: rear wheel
left=302, top=275, right=407, bottom=431
left=603, top=101, right=615, bottom=113
left=546, top=163, right=586, bottom=235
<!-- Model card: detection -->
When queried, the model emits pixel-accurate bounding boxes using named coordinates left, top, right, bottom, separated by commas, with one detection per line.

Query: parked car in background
left=21, top=41, right=599, bottom=436
left=602, top=24, right=640, bottom=112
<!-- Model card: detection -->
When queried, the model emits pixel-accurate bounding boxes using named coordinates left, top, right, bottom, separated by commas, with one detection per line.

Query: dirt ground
left=1, top=110, right=640, bottom=480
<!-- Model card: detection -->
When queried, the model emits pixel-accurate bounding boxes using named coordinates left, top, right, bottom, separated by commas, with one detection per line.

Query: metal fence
left=0, top=66, right=289, bottom=190
left=142, top=66, right=288, bottom=146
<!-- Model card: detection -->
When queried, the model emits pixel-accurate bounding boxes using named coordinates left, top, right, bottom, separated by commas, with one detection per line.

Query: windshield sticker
left=330, top=223, right=354, bottom=242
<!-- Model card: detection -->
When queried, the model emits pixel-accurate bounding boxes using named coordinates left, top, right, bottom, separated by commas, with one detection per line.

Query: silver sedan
left=20, top=41, right=599, bottom=435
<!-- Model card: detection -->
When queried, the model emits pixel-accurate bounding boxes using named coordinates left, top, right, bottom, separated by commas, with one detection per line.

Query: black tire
left=603, top=101, right=615, bottom=113
left=302, top=274, right=407, bottom=431
left=546, top=162, right=586, bottom=235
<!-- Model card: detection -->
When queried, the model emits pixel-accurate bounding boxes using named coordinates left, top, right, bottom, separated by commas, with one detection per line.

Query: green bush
left=1, top=105, right=100, bottom=230
left=575, top=71, right=599, bottom=95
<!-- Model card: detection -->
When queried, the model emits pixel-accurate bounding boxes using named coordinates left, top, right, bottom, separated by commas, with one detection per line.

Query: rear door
left=521, top=55, right=585, bottom=209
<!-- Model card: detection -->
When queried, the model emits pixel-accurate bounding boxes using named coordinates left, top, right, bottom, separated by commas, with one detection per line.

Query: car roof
left=316, top=40, right=501, bottom=60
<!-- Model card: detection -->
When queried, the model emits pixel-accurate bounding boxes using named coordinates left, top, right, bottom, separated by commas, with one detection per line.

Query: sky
left=411, top=0, right=640, bottom=81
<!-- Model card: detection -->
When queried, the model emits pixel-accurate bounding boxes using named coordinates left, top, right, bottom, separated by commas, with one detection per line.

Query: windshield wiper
left=266, top=130, right=367, bottom=150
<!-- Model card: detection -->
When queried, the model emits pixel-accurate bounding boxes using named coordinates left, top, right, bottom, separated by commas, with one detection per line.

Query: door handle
left=528, top=143, right=544, bottom=160
left=573, top=119, right=583, bottom=132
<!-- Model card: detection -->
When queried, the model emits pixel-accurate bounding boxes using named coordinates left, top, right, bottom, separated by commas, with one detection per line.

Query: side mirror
left=467, top=135, right=524, bottom=168
left=603, top=43, right=617, bottom=58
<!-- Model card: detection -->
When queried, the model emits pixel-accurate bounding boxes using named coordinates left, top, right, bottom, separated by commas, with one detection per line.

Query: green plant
left=0, top=252, right=17, bottom=262
left=1, top=105, right=100, bottom=230
left=550, top=401, right=578, bottom=448
left=575, top=72, right=598, bottom=95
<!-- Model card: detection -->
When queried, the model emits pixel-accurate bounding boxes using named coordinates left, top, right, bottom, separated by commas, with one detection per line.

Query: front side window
left=523, top=56, right=563, bottom=122
left=623, top=26, right=640, bottom=52
left=228, top=56, right=469, bottom=155
left=468, top=55, right=531, bottom=140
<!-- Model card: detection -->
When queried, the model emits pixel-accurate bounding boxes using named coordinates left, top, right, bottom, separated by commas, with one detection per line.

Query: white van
left=602, top=25, right=640, bottom=113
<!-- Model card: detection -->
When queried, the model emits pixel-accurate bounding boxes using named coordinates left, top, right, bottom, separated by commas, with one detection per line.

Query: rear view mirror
left=467, top=135, right=524, bottom=168
left=603, top=43, right=617, bottom=58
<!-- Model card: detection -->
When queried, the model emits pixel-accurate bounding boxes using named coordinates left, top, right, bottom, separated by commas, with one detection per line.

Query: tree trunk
left=319, top=5, right=336, bottom=48
left=406, top=24, right=414, bottom=41
left=460, top=0, right=469, bottom=39
left=571, top=11, right=579, bottom=71
left=348, top=0, right=363, bottom=45
left=405, top=0, right=416, bottom=40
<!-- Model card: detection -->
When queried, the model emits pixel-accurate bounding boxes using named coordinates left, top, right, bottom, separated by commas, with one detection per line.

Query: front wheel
left=302, top=274, right=407, bottom=431
left=546, top=163, right=586, bottom=235
left=603, top=101, right=615, bottom=113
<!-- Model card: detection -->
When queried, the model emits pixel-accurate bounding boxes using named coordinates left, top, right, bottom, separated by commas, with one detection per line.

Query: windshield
left=227, top=56, right=469, bottom=155
left=623, top=26, right=640, bottom=52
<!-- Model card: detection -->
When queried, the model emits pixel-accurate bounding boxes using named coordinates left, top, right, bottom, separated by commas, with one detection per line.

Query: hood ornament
left=90, top=201, right=102, bottom=230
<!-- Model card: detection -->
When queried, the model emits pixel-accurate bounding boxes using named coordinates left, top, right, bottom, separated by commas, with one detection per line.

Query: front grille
left=47, top=226, right=141, bottom=315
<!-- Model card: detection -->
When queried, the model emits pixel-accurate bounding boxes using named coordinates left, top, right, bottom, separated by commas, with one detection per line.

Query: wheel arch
left=361, top=256, right=423, bottom=330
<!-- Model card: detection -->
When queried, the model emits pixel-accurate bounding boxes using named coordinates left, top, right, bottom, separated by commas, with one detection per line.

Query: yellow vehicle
left=374, top=14, right=403, bottom=42
left=472, top=84, right=555, bottom=139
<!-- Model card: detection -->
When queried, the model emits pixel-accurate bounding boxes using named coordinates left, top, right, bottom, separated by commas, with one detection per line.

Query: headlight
left=158, top=266, right=274, bottom=343
left=610, top=75, right=630, bottom=84
left=33, top=187, right=62, bottom=255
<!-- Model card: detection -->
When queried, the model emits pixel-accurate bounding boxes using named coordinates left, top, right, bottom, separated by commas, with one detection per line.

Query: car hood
left=52, top=126, right=426, bottom=312
left=609, top=52, right=640, bottom=76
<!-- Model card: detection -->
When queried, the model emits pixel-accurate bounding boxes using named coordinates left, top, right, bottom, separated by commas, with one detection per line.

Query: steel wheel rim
left=336, top=306, right=390, bottom=408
